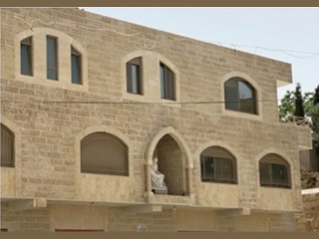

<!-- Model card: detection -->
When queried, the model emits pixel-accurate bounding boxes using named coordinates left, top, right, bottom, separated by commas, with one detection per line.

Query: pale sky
left=84, top=7, right=319, bottom=100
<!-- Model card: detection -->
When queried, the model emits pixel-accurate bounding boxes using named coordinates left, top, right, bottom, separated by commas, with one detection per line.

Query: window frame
left=160, top=62, right=176, bottom=101
left=200, top=147, right=237, bottom=184
left=259, top=154, right=291, bottom=189
left=20, top=36, right=33, bottom=76
left=71, top=46, right=82, bottom=84
left=126, top=57, right=143, bottom=95
left=1, top=124, right=15, bottom=167
left=46, top=35, right=59, bottom=80
left=224, top=77, right=257, bottom=115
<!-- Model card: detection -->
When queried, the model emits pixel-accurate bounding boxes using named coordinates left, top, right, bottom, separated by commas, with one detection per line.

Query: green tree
left=278, top=85, right=313, bottom=123
left=311, top=85, right=319, bottom=153
left=278, top=84, right=319, bottom=152
left=280, top=84, right=319, bottom=187
left=294, top=83, right=305, bottom=118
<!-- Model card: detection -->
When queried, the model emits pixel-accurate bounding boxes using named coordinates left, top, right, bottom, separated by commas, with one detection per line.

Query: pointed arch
left=145, top=126, right=193, bottom=168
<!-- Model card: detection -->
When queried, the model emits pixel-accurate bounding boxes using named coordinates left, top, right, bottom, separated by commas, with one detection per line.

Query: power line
left=2, top=99, right=284, bottom=105
left=14, top=15, right=319, bottom=59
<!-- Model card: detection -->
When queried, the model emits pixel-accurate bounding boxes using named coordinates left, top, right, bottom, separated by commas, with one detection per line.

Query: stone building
left=0, top=8, right=312, bottom=231
left=295, top=188, right=319, bottom=232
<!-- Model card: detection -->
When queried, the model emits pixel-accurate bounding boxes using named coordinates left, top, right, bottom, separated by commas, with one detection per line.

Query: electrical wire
left=1, top=99, right=284, bottom=105
left=13, top=15, right=319, bottom=59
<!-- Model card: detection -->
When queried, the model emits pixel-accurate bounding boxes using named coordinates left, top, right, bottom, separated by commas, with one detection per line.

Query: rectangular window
left=160, top=63, right=175, bottom=100
left=46, top=36, right=58, bottom=80
left=201, top=156, right=214, bottom=181
left=260, top=163, right=289, bottom=188
left=20, top=37, right=32, bottom=76
left=71, top=47, right=82, bottom=84
left=260, top=163, right=272, bottom=185
left=225, top=79, right=239, bottom=111
left=272, top=163, right=288, bottom=186
left=126, top=58, right=142, bottom=94
left=201, top=156, right=235, bottom=184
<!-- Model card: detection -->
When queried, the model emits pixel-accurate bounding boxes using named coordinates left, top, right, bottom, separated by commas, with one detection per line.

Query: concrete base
left=152, top=189, right=168, bottom=195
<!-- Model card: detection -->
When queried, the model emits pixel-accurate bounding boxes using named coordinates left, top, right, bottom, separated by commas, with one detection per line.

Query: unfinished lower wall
left=295, top=189, right=319, bottom=232
left=1, top=202, right=297, bottom=231
left=0, top=202, right=50, bottom=231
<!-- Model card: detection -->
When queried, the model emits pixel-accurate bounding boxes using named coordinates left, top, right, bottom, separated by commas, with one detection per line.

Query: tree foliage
left=278, top=85, right=313, bottom=123
left=301, top=169, right=319, bottom=189
left=312, top=85, right=319, bottom=152
left=294, top=83, right=305, bottom=118
left=278, top=84, right=319, bottom=152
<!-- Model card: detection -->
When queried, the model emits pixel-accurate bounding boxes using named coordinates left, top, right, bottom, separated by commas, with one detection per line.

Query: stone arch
left=0, top=116, right=22, bottom=197
left=120, top=50, right=181, bottom=102
left=75, top=125, right=131, bottom=175
left=256, top=148, right=293, bottom=166
left=120, top=50, right=180, bottom=78
left=15, top=27, right=88, bottom=89
left=195, top=141, right=240, bottom=184
left=144, top=127, right=193, bottom=196
left=196, top=141, right=239, bottom=162
left=16, top=27, right=86, bottom=51
left=145, top=126, right=192, bottom=168
left=256, top=148, right=293, bottom=189
left=1, top=116, right=21, bottom=164
left=220, top=71, right=263, bottom=120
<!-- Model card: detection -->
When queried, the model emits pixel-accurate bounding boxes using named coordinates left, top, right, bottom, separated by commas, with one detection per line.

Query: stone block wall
left=295, top=189, right=319, bottom=232
left=0, top=8, right=313, bottom=231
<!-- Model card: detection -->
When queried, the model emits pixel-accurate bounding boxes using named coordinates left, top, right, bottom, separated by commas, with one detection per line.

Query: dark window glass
left=1, top=124, right=14, bottom=167
left=47, top=36, right=58, bottom=80
left=259, top=154, right=290, bottom=188
left=201, top=156, right=214, bottom=180
left=81, top=132, right=128, bottom=176
left=20, top=37, right=32, bottom=76
left=224, top=77, right=257, bottom=114
left=160, top=63, right=175, bottom=100
left=71, top=47, right=82, bottom=84
left=200, top=147, right=237, bottom=184
left=126, top=58, right=142, bottom=94
left=272, top=164, right=288, bottom=185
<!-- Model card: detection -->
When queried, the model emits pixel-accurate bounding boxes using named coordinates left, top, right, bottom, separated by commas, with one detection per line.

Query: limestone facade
left=0, top=8, right=312, bottom=231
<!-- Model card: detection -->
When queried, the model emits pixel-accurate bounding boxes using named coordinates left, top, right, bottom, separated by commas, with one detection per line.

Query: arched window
left=160, top=63, right=175, bottom=100
left=259, top=154, right=291, bottom=188
left=17, top=28, right=87, bottom=88
left=20, top=36, right=33, bottom=76
left=126, top=57, right=142, bottom=94
left=1, top=124, right=14, bottom=167
left=81, top=132, right=128, bottom=176
left=224, top=77, right=257, bottom=114
left=200, top=146, right=237, bottom=184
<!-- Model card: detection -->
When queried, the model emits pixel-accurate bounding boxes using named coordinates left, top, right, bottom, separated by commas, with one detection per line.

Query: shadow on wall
left=155, top=135, right=187, bottom=196
left=299, top=147, right=318, bottom=172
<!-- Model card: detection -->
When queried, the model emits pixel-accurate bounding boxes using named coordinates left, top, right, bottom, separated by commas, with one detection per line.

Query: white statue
left=151, top=157, right=167, bottom=191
